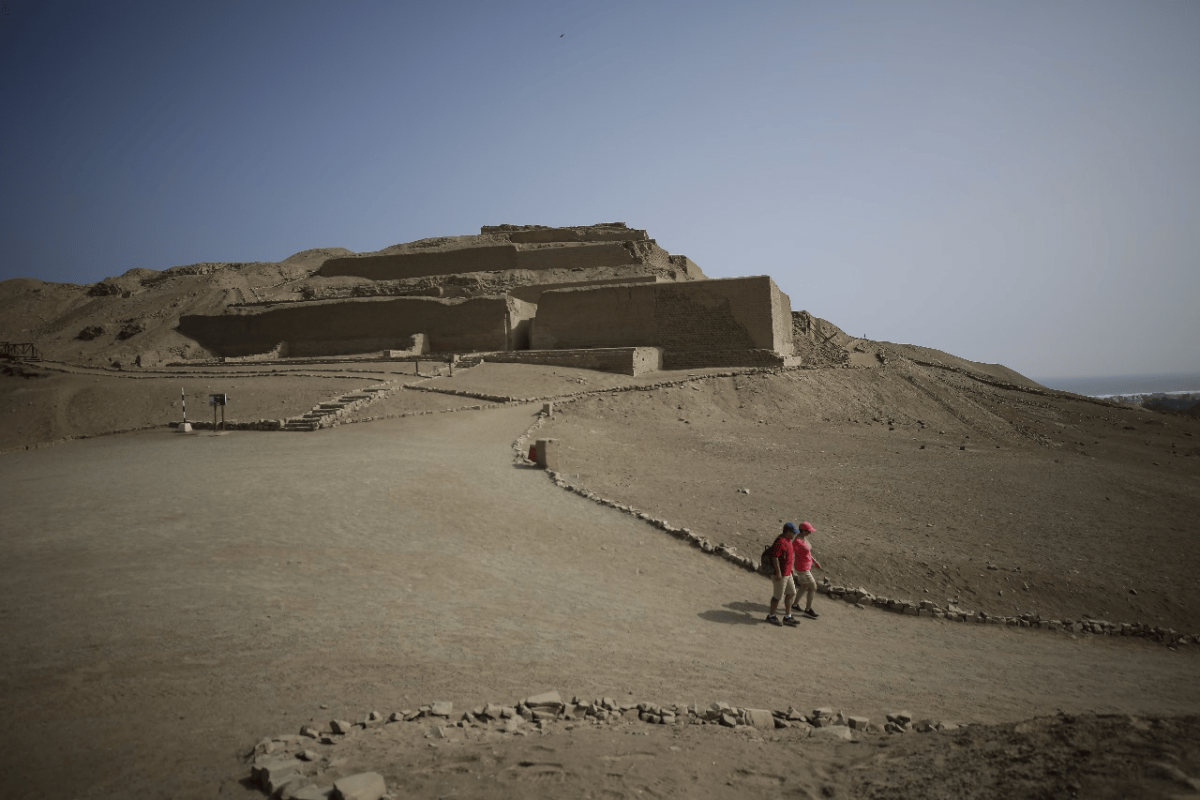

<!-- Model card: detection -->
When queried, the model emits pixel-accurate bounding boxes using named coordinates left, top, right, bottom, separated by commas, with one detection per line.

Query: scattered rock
left=332, top=771, right=386, bottom=800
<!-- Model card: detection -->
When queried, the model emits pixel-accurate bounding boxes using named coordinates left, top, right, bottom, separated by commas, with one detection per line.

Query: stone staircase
left=281, top=384, right=395, bottom=432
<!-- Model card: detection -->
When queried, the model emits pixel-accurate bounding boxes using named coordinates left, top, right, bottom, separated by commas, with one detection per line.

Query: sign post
left=208, top=393, right=227, bottom=433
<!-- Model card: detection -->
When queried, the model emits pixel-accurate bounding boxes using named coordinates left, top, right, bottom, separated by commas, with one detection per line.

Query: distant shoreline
left=1034, top=373, right=1200, bottom=399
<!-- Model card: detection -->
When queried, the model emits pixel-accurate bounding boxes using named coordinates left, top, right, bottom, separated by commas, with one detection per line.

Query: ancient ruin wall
left=530, top=276, right=792, bottom=356
left=507, top=275, right=660, bottom=304
left=481, top=347, right=663, bottom=376
left=319, top=242, right=641, bottom=282
left=508, top=228, right=648, bottom=244
left=530, top=285, right=658, bottom=350
left=178, top=296, right=515, bottom=357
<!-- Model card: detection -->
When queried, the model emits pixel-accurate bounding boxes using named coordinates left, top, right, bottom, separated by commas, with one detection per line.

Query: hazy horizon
left=2, top=1, right=1197, bottom=381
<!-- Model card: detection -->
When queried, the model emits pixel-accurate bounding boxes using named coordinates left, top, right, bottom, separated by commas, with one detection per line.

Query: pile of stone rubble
left=248, top=689, right=955, bottom=799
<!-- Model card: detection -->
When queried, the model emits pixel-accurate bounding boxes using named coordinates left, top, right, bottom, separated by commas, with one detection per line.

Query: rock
left=291, top=786, right=334, bottom=800
left=847, top=716, right=870, bottom=730
left=719, top=713, right=738, bottom=728
left=252, top=758, right=305, bottom=792
left=299, top=725, right=320, bottom=739
left=811, top=725, right=853, bottom=741
left=504, top=716, right=522, bottom=733
left=887, top=711, right=913, bottom=725
left=330, top=720, right=353, bottom=735
left=298, top=750, right=318, bottom=762
left=429, top=701, right=453, bottom=717
left=278, top=777, right=314, bottom=800
left=333, top=771, right=386, bottom=800
left=745, top=709, right=774, bottom=730
left=812, top=706, right=834, bottom=720
left=525, top=690, right=563, bottom=712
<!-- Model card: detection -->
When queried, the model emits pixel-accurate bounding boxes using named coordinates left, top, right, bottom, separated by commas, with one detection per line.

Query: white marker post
left=177, top=388, right=192, bottom=433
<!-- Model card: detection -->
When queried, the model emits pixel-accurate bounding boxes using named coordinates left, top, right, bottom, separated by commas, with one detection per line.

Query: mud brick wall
left=320, top=242, right=640, bottom=281
left=668, top=255, right=707, bottom=280
left=222, top=341, right=288, bottom=362
left=178, top=297, right=514, bottom=357
left=530, top=276, right=792, bottom=357
left=509, top=228, right=648, bottom=244
left=530, top=285, right=658, bottom=350
left=482, top=347, right=663, bottom=376
left=507, top=296, right=536, bottom=351
left=508, top=275, right=660, bottom=305
left=662, top=349, right=787, bottom=370
left=513, top=242, right=638, bottom=272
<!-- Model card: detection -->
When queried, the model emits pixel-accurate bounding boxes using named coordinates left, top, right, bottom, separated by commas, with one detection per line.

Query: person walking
left=766, top=522, right=800, bottom=627
left=790, top=521, right=823, bottom=619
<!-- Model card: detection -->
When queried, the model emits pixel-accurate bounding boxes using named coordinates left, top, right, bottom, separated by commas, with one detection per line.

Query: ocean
left=1033, top=373, right=1200, bottom=399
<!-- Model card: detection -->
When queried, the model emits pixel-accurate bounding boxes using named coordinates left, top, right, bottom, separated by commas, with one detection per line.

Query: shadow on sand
left=698, top=600, right=782, bottom=626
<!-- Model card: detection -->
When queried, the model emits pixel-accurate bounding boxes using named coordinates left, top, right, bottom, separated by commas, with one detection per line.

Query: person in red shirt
left=790, top=521, right=823, bottom=619
left=766, top=522, right=800, bottom=626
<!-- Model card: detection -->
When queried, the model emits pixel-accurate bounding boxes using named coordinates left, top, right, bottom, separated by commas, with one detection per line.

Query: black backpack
left=759, top=538, right=781, bottom=577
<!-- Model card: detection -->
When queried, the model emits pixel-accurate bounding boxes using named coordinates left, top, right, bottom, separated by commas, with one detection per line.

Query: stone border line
left=33, top=359, right=404, bottom=378
left=245, top=690, right=960, bottom=799
left=0, top=423, right=173, bottom=455
left=511, top=408, right=1200, bottom=650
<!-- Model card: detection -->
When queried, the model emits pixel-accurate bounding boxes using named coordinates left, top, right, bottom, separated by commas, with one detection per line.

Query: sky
left=2, top=1, right=1198, bottom=381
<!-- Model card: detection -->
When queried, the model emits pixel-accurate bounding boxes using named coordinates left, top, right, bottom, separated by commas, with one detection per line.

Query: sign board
left=208, top=393, right=228, bottom=406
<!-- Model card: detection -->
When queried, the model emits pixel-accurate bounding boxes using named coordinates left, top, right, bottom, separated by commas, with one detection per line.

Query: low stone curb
left=246, top=691, right=959, bottom=798
left=0, top=423, right=169, bottom=455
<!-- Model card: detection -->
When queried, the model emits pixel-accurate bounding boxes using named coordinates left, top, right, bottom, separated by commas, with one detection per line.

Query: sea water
left=1033, top=373, right=1200, bottom=400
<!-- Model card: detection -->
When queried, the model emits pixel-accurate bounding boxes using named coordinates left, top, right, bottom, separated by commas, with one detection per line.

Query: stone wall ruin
left=174, top=224, right=795, bottom=372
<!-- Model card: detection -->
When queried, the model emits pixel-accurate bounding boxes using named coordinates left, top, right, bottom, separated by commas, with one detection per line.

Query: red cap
left=799, top=521, right=815, bottom=532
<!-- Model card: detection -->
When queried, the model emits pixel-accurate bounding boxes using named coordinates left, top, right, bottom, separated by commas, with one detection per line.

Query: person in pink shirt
left=790, top=521, right=823, bottom=618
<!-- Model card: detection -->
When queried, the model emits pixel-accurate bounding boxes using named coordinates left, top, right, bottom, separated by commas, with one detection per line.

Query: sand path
left=1, top=404, right=1196, bottom=798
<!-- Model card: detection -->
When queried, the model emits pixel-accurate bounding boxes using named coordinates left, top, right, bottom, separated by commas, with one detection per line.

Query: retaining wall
left=319, top=242, right=640, bottom=281
left=507, top=275, right=660, bottom=305
left=179, top=296, right=526, bottom=357
left=530, top=276, right=793, bottom=366
left=480, top=347, right=663, bottom=376
left=508, top=228, right=648, bottom=244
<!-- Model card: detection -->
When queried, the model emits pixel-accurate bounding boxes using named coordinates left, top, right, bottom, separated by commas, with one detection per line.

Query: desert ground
left=1, top=357, right=1199, bottom=799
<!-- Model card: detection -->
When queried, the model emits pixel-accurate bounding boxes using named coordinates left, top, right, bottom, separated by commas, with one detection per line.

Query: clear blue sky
left=2, top=1, right=1197, bottom=380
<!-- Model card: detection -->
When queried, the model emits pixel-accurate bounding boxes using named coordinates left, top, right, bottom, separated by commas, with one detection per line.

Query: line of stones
left=513, top=411, right=1200, bottom=650
left=248, top=690, right=953, bottom=800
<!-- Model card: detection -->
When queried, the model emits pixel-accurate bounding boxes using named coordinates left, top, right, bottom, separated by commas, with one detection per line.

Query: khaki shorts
left=771, top=575, right=796, bottom=601
left=794, top=570, right=817, bottom=592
